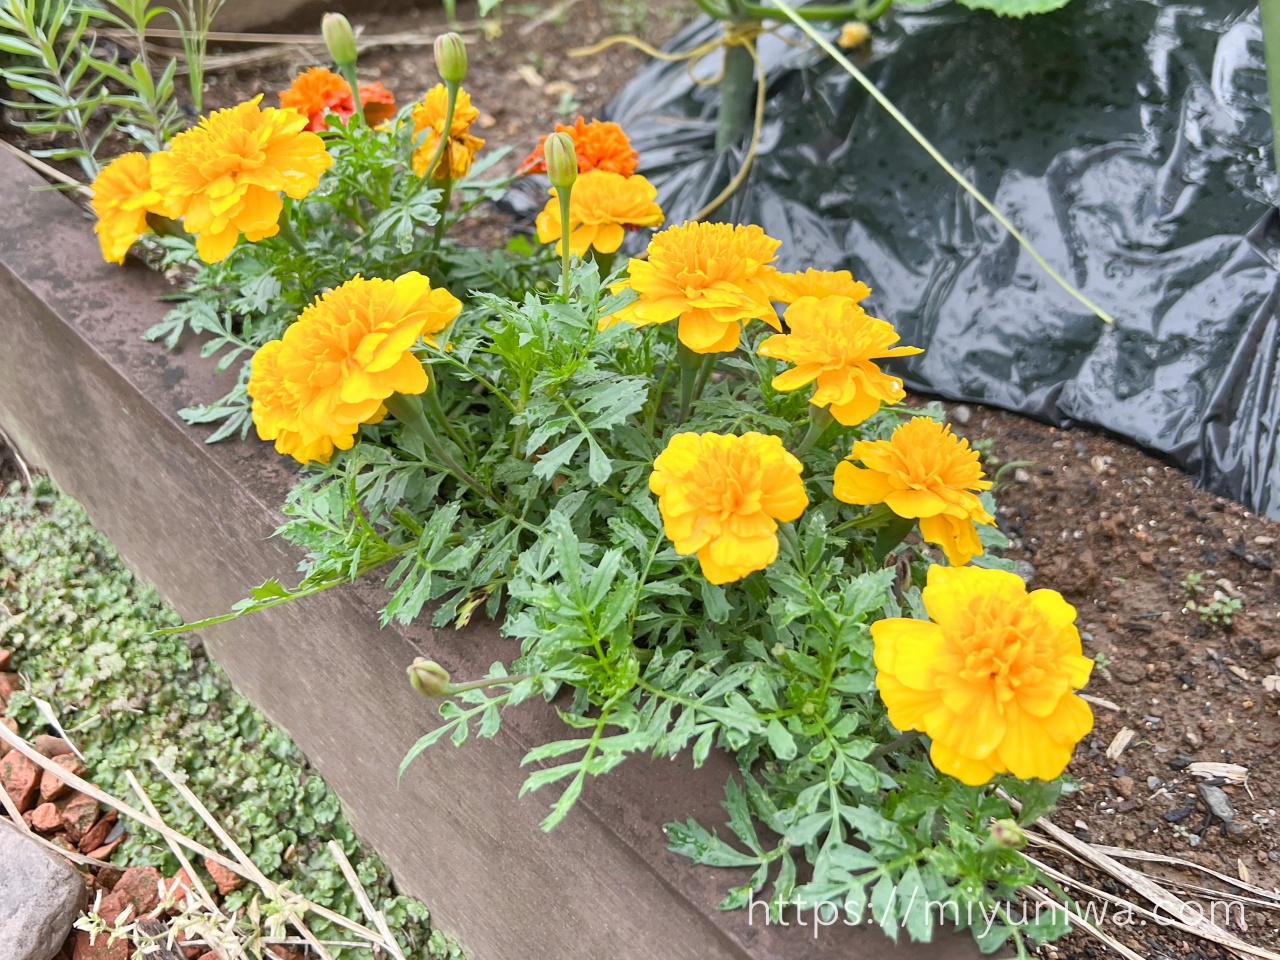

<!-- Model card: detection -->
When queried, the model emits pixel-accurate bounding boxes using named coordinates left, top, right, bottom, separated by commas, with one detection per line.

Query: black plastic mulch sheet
left=524, top=0, right=1280, bottom=517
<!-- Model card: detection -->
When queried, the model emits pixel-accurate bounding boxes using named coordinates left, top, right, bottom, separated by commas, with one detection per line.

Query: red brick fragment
left=0, top=749, right=41, bottom=811
left=97, top=865, right=162, bottom=926
left=41, top=753, right=86, bottom=802
left=70, top=929, right=128, bottom=960
left=59, top=791, right=100, bottom=842
left=33, top=734, right=74, bottom=759
left=86, top=837, right=123, bottom=862
left=28, top=800, right=62, bottom=832
left=203, top=857, right=245, bottom=896
left=78, top=809, right=118, bottom=854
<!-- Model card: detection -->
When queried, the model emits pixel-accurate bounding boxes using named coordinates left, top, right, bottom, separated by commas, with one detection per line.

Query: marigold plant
left=521, top=117, right=639, bottom=177
left=834, top=416, right=995, bottom=566
left=280, top=67, right=396, bottom=130
left=90, top=152, right=162, bottom=264
left=650, top=432, right=808, bottom=584
left=411, top=84, right=485, bottom=180
left=248, top=273, right=461, bottom=463
left=535, top=170, right=664, bottom=257
left=602, top=221, right=783, bottom=354
left=150, top=96, right=333, bottom=263
left=872, top=565, right=1095, bottom=785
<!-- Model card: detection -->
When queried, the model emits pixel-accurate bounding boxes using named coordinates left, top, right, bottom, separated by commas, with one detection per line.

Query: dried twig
left=327, top=840, right=407, bottom=960
left=0, top=138, right=90, bottom=195
left=1023, top=885, right=1147, bottom=960
left=0, top=421, right=35, bottom=488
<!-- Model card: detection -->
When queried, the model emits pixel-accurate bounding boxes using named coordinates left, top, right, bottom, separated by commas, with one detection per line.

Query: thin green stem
left=422, top=382, right=473, bottom=455
left=676, top=342, right=702, bottom=423
left=794, top=404, right=833, bottom=456
left=337, top=63, right=363, bottom=126
left=421, top=80, right=459, bottom=185
left=767, top=0, right=1115, bottom=325
left=276, top=209, right=306, bottom=254
left=1262, top=0, right=1280, bottom=176
left=558, top=187, right=573, bottom=298
left=865, top=730, right=922, bottom=763
left=445, top=673, right=531, bottom=696
left=691, top=353, right=717, bottom=403
left=434, top=175, right=455, bottom=244
left=384, top=391, right=491, bottom=501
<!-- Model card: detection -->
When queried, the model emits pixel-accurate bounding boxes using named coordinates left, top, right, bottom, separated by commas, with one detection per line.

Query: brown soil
left=949, top=405, right=1280, bottom=958
left=203, top=0, right=691, bottom=175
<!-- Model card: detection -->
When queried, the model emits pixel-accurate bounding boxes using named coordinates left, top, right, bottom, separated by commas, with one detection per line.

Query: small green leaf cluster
left=0, top=479, right=461, bottom=959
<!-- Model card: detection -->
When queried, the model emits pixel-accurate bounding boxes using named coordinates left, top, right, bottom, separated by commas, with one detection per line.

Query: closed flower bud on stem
left=543, top=132, right=578, bottom=190
left=322, top=13, right=358, bottom=70
left=989, top=818, right=1026, bottom=850
left=434, top=32, right=468, bottom=84
left=408, top=658, right=451, bottom=698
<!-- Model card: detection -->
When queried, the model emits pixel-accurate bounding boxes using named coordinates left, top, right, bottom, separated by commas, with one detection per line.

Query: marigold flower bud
left=408, top=658, right=452, bottom=698
left=543, top=132, right=578, bottom=190
left=989, top=818, right=1026, bottom=850
left=434, top=32, right=468, bottom=84
left=322, top=13, right=358, bottom=70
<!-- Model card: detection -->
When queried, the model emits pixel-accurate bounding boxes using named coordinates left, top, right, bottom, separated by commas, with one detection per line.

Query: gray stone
left=0, top=823, right=85, bottom=960
left=1197, top=783, right=1237, bottom=825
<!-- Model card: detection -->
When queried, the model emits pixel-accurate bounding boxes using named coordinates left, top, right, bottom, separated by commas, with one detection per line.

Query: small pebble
left=1147, top=776, right=1162, bottom=791
left=950, top=405, right=972, bottom=425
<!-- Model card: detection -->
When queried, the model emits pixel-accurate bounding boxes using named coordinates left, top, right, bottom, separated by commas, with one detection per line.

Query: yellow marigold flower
left=150, top=96, right=332, bottom=263
left=833, top=416, right=994, bottom=566
left=758, top=295, right=923, bottom=427
left=411, top=84, right=485, bottom=179
left=871, top=565, right=1094, bottom=786
left=90, top=152, right=163, bottom=265
left=768, top=268, right=871, bottom=305
left=604, top=221, right=783, bottom=354
left=248, top=272, right=462, bottom=463
left=534, top=170, right=664, bottom=257
left=650, top=432, right=808, bottom=585
left=246, top=340, right=339, bottom=464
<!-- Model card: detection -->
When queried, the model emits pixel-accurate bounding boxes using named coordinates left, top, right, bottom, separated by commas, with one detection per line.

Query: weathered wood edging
left=0, top=151, right=978, bottom=960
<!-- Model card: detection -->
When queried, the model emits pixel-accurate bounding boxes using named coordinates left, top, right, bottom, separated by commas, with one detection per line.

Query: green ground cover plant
left=0, top=477, right=462, bottom=960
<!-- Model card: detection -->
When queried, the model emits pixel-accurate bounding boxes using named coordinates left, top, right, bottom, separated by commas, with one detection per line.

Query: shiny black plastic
left=553, top=0, right=1280, bottom=516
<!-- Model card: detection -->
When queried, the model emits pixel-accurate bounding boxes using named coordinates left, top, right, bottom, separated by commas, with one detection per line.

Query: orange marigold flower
left=90, top=152, right=162, bottom=265
left=603, top=221, right=783, bottom=354
left=871, top=565, right=1094, bottom=786
left=150, top=96, right=332, bottom=263
left=650, top=432, right=808, bottom=585
left=248, top=272, right=462, bottom=463
left=768, top=268, right=871, bottom=305
left=833, top=416, right=995, bottom=567
left=411, top=84, right=485, bottom=179
left=758, top=295, right=922, bottom=427
left=534, top=170, right=663, bottom=257
left=359, top=82, right=397, bottom=126
left=279, top=68, right=399, bottom=130
left=521, top=117, right=638, bottom=177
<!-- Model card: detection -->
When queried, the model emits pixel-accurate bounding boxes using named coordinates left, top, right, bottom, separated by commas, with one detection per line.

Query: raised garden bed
left=0, top=146, right=981, bottom=960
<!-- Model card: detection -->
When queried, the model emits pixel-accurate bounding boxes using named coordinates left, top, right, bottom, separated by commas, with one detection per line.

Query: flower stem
left=557, top=186, right=573, bottom=299
left=434, top=174, right=455, bottom=243
left=384, top=391, right=490, bottom=501
left=865, top=729, right=922, bottom=763
left=422, top=80, right=459, bottom=185
left=445, top=673, right=531, bottom=696
left=676, top=341, right=702, bottom=423
left=593, top=248, right=616, bottom=279
left=422, top=380, right=473, bottom=455
left=691, top=352, right=717, bottom=402
left=795, top=404, right=834, bottom=456
left=337, top=64, right=364, bottom=126
left=276, top=207, right=307, bottom=254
